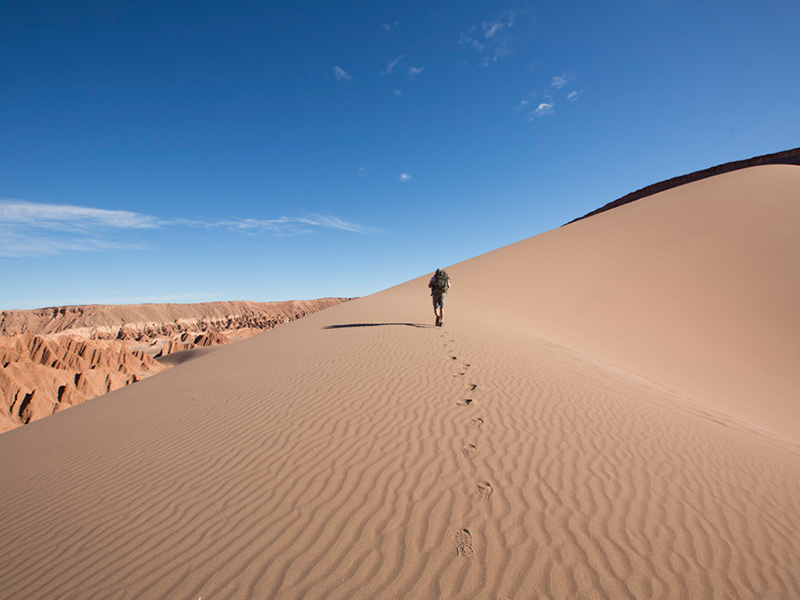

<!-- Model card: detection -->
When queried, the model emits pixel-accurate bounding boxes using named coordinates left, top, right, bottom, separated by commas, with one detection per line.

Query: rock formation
left=0, top=298, right=350, bottom=432
left=567, top=146, right=800, bottom=224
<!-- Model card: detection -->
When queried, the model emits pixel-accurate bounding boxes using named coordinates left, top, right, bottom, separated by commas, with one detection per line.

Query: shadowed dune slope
left=0, top=165, right=798, bottom=600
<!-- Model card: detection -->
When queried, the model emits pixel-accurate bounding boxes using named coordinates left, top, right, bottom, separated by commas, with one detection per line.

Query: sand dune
left=569, top=146, right=800, bottom=223
left=0, top=165, right=798, bottom=599
left=452, top=164, right=800, bottom=444
left=0, top=299, right=350, bottom=432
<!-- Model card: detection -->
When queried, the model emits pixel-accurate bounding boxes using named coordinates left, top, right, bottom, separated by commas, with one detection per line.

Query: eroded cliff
left=0, top=298, right=351, bottom=432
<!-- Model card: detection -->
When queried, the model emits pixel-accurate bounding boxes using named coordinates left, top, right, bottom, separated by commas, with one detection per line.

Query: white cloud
left=399, top=173, right=412, bottom=183
left=382, top=54, right=407, bottom=75
left=0, top=199, right=373, bottom=258
left=513, top=99, right=529, bottom=112
left=408, top=66, right=424, bottom=77
left=551, top=75, right=568, bottom=90
left=306, top=215, right=374, bottom=233
left=0, top=199, right=160, bottom=230
left=333, top=66, right=352, bottom=81
left=0, top=228, right=148, bottom=258
left=533, top=102, right=555, bottom=117
left=0, top=200, right=160, bottom=256
left=181, top=215, right=373, bottom=235
left=567, top=90, right=581, bottom=102
left=459, top=28, right=484, bottom=52
left=483, top=21, right=504, bottom=38
left=357, top=166, right=367, bottom=176
left=462, top=10, right=515, bottom=65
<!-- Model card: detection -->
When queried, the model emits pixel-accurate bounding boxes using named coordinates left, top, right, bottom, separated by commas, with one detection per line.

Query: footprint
left=463, top=398, right=473, bottom=406
left=470, top=417, right=483, bottom=428
left=462, top=444, right=478, bottom=459
left=476, top=481, right=493, bottom=501
left=454, top=529, right=474, bottom=558
left=450, top=356, right=458, bottom=361
left=466, top=383, right=478, bottom=391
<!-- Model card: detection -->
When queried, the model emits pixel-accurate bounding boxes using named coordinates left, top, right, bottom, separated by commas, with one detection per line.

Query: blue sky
left=2, top=0, right=798, bottom=310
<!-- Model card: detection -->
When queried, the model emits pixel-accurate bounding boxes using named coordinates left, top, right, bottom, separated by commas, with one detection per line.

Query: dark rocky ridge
left=568, top=147, right=800, bottom=225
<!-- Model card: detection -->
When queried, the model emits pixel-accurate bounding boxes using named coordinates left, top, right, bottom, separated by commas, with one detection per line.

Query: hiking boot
left=435, top=316, right=440, bottom=326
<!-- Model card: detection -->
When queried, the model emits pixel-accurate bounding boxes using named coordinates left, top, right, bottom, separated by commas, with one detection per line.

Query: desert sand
left=0, top=299, right=350, bottom=432
left=0, top=165, right=798, bottom=599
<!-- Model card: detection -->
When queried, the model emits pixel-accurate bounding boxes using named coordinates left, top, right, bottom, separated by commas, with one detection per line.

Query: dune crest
left=569, top=146, right=800, bottom=223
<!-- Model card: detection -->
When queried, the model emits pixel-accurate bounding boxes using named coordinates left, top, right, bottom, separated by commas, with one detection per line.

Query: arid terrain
left=0, top=163, right=798, bottom=599
left=0, top=298, right=350, bottom=432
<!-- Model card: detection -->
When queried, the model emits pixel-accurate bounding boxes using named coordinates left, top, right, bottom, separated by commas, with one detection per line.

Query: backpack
left=433, top=269, right=450, bottom=293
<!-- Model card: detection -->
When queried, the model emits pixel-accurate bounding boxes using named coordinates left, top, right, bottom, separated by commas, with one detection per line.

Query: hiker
left=428, top=268, right=451, bottom=327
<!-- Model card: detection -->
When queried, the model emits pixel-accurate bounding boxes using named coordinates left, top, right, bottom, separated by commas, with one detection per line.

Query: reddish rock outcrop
left=0, top=299, right=351, bottom=340
left=0, top=298, right=351, bottom=432
left=0, top=333, right=167, bottom=432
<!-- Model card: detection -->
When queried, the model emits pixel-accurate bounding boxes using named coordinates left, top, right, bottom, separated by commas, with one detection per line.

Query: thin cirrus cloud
left=399, top=173, right=412, bottom=182
left=459, top=10, right=515, bottom=66
left=381, top=55, right=423, bottom=79
left=0, top=199, right=372, bottom=258
left=551, top=75, right=569, bottom=90
left=333, top=66, right=352, bottom=81
left=0, top=200, right=160, bottom=230
left=381, top=55, right=407, bottom=75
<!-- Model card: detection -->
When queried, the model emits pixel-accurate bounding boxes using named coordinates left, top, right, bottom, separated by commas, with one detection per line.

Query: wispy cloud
left=519, top=72, right=580, bottom=121
left=393, top=89, right=402, bottom=97
left=0, top=200, right=160, bottom=230
left=0, top=199, right=373, bottom=258
left=333, top=66, right=352, bottom=81
left=408, top=66, right=424, bottom=78
left=459, top=29, right=484, bottom=52
left=382, top=54, right=407, bottom=75
left=460, top=10, right=516, bottom=66
left=399, top=173, right=412, bottom=183
left=357, top=166, right=367, bottom=176
left=532, top=102, right=555, bottom=118
left=0, top=229, right=149, bottom=258
left=306, top=215, right=375, bottom=233
left=551, top=75, right=569, bottom=90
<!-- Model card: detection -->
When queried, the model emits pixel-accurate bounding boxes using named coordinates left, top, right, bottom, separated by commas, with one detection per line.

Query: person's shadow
left=322, top=322, right=434, bottom=329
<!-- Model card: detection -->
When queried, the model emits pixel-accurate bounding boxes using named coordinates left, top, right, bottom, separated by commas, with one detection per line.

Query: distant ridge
left=0, top=298, right=351, bottom=432
left=568, top=146, right=800, bottom=224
